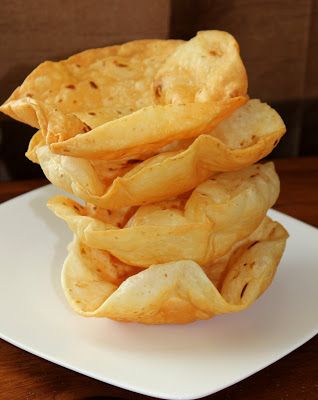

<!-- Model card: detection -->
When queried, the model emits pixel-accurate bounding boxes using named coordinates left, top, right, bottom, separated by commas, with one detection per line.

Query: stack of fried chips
left=0, top=31, right=288, bottom=323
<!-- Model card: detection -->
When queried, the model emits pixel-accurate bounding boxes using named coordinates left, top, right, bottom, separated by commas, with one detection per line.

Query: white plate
left=0, top=185, right=317, bottom=400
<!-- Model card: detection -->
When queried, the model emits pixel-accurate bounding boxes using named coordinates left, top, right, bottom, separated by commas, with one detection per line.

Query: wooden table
left=0, top=157, right=317, bottom=400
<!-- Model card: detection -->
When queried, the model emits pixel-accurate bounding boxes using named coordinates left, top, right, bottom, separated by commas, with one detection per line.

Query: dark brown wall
left=0, top=0, right=317, bottom=180
left=301, top=0, right=318, bottom=155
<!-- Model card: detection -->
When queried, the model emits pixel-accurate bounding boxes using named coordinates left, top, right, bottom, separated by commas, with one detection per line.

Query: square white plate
left=0, top=185, right=317, bottom=400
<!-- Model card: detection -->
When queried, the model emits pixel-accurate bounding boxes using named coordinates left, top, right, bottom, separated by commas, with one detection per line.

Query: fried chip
left=62, top=217, right=287, bottom=323
left=1, top=32, right=247, bottom=156
left=48, top=163, right=279, bottom=267
left=33, top=100, right=284, bottom=209
left=154, top=30, right=248, bottom=104
left=0, top=40, right=182, bottom=141
left=50, top=97, right=245, bottom=159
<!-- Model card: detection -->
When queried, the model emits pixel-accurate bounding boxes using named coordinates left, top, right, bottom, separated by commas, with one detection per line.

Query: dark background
left=0, top=0, right=317, bottom=181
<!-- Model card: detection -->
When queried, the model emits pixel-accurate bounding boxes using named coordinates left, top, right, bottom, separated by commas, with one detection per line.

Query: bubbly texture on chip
left=62, top=217, right=288, bottom=323
left=48, top=163, right=280, bottom=267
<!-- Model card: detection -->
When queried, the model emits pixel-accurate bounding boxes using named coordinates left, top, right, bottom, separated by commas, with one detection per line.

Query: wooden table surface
left=0, top=156, right=317, bottom=400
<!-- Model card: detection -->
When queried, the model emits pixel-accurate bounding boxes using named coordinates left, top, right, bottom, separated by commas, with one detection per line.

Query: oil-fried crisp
left=48, top=163, right=280, bottom=267
left=61, top=217, right=287, bottom=323
left=31, top=100, right=285, bottom=209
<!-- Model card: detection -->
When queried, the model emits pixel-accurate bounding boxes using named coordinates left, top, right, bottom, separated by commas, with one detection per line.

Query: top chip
left=0, top=31, right=247, bottom=158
